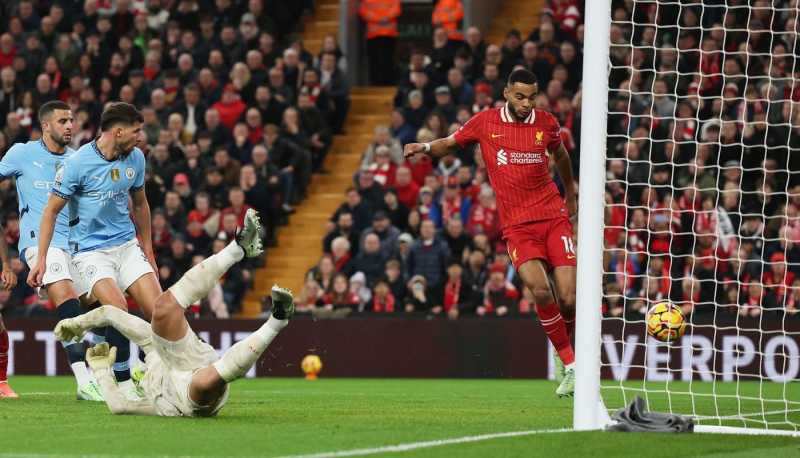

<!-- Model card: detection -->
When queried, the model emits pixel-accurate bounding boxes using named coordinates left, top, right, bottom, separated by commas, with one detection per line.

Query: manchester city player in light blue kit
left=0, top=101, right=103, bottom=401
left=30, top=102, right=162, bottom=400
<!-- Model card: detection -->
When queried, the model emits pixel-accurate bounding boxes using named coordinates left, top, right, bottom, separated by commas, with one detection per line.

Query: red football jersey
left=453, top=104, right=567, bottom=229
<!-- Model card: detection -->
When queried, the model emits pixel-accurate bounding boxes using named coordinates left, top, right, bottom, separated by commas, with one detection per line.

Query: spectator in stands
left=362, top=125, right=404, bottom=167
left=356, top=167, right=385, bottom=210
left=331, top=236, right=355, bottom=277
left=322, top=273, right=360, bottom=311
left=353, top=233, right=387, bottom=288
left=359, top=0, right=401, bottom=85
left=406, top=220, right=450, bottom=301
left=331, top=187, right=373, bottom=233
left=360, top=210, right=401, bottom=260
left=324, top=211, right=360, bottom=257
left=307, top=254, right=337, bottom=294
left=382, top=189, right=409, bottom=232
left=432, top=0, right=464, bottom=41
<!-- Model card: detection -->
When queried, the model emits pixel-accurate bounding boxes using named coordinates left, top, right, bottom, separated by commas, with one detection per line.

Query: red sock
left=0, top=328, right=8, bottom=382
left=535, top=302, right=575, bottom=366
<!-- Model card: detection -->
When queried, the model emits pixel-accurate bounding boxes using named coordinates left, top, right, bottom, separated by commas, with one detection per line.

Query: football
left=301, top=354, right=323, bottom=380
left=646, top=302, right=687, bottom=342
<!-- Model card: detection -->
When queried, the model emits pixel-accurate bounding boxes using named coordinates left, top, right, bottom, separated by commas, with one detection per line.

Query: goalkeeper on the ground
left=55, top=209, right=293, bottom=416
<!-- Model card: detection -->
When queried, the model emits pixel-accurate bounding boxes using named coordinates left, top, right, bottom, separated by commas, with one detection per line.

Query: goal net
left=575, top=0, right=800, bottom=435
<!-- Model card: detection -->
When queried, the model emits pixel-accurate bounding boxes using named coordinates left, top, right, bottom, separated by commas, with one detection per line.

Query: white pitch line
left=275, top=428, right=572, bottom=458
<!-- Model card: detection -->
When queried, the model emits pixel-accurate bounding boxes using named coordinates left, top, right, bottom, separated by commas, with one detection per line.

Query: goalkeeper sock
left=213, top=316, right=288, bottom=382
left=0, top=328, right=7, bottom=382
left=169, top=241, right=244, bottom=309
left=106, top=326, right=131, bottom=382
left=535, top=302, right=575, bottom=366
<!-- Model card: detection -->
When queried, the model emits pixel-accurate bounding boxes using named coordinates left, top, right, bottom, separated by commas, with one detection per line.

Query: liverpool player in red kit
left=0, top=222, right=19, bottom=398
left=405, top=69, right=578, bottom=397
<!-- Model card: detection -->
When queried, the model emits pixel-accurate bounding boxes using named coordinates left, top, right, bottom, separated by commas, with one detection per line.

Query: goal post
left=573, top=0, right=612, bottom=432
left=574, top=0, right=800, bottom=436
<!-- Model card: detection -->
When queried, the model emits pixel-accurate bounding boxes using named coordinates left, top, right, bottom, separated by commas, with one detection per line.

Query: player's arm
left=406, top=112, right=482, bottom=160
left=131, top=187, right=157, bottom=268
left=0, top=223, right=17, bottom=290
left=28, top=194, right=68, bottom=287
left=86, top=343, right=156, bottom=416
left=404, top=135, right=461, bottom=160
left=551, top=143, right=577, bottom=218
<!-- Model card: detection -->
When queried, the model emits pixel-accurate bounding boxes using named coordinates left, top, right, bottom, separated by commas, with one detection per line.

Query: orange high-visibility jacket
left=432, top=0, right=464, bottom=40
left=359, top=0, right=402, bottom=39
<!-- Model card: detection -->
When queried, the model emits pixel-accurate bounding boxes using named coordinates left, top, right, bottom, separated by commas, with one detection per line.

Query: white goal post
left=574, top=0, right=800, bottom=436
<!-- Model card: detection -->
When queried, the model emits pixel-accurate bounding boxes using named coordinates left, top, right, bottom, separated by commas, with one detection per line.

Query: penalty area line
left=276, top=428, right=572, bottom=458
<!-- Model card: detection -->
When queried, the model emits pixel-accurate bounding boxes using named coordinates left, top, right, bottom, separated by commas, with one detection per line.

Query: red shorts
left=503, top=217, right=576, bottom=270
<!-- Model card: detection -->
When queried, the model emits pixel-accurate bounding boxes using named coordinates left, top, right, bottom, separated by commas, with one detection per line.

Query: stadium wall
left=6, top=318, right=798, bottom=381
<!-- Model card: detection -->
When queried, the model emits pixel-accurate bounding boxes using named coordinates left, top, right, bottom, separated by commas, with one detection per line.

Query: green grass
left=0, top=376, right=798, bottom=457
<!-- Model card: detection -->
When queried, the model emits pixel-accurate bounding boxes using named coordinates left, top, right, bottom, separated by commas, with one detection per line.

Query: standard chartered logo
left=497, top=149, right=508, bottom=166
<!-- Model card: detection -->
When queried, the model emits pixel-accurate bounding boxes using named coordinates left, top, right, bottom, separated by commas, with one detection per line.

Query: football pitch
left=1, top=377, right=798, bottom=457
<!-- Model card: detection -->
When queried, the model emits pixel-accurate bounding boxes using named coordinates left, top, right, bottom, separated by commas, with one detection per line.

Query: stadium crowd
left=302, top=0, right=800, bottom=321
left=0, top=0, right=348, bottom=317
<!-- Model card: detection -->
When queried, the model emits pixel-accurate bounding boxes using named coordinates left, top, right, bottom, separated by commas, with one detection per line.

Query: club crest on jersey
left=535, top=131, right=544, bottom=145
left=110, top=168, right=121, bottom=182
left=54, top=164, right=64, bottom=186
left=125, top=167, right=135, bottom=180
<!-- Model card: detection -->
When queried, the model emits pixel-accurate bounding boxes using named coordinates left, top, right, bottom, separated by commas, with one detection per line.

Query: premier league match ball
left=646, top=302, right=687, bottom=342
left=301, top=354, right=323, bottom=380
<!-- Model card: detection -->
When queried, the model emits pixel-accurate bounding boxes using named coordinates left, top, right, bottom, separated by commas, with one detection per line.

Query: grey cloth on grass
left=606, top=396, right=694, bottom=433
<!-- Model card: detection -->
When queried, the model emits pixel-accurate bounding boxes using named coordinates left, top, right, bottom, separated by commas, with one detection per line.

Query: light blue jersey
left=52, top=141, right=146, bottom=254
left=0, top=140, right=74, bottom=252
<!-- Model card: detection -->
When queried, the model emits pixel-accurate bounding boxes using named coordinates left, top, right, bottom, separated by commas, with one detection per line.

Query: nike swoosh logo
left=32, top=162, right=43, bottom=168
left=567, top=255, right=576, bottom=259
left=491, top=134, right=504, bottom=138
left=91, top=175, right=103, bottom=181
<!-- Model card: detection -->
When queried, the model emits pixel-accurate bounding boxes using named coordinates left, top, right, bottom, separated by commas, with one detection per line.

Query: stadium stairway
left=239, top=0, right=541, bottom=316
left=301, top=0, right=339, bottom=55
left=241, top=87, right=394, bottom=317
left=486, top=0, right=544, bottom=45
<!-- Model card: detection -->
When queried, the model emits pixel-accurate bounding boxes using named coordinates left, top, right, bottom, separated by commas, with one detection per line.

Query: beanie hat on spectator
left=174, top=173, right=190, bottom=186
left=724, top=83, right=739, bottom=96
left=475, top=83, right=492, bottom=96
left=489, top=263, right=506, bottom=275
left=420, top=186, right=433, bottom=195
left=771, top=252, right=786, bottom=263
left=350, top=271, right=366, bottom=285
left=398, top=233, right=414, bottom=244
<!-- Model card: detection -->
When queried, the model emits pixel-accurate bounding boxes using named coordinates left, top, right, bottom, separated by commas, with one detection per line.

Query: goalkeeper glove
left=86, top=343, right=117, bottom=371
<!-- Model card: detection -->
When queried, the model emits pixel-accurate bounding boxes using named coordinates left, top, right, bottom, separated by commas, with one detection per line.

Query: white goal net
left=576, top=0, right=800, bottom=434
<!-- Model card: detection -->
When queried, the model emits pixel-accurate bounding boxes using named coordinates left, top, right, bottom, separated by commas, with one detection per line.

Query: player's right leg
left=72, top=251, right=136, bottom=396
left=0, top=314, right=18, bottom=399
left=516, top=259, right=575, bottom=397
left=192, top=285, right=294, bottom=410
left=24, top=246, right=102, bottom=401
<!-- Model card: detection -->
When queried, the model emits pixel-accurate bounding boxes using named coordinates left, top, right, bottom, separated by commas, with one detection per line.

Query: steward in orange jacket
left=432, top=0, right=464, bottom=41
